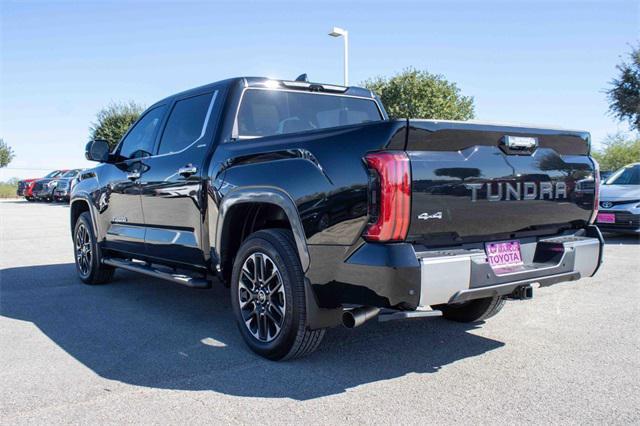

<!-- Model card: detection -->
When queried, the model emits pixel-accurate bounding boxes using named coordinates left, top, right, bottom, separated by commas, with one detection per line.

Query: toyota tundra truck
left=71, top=76, right=603, bottom=360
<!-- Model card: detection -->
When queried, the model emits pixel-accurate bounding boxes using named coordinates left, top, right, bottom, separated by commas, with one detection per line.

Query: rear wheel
left=231, top=229, right=325, bottom=360
left=73, top=212, right=114, bottom=285
left=434, top=295, right=505, bottom=323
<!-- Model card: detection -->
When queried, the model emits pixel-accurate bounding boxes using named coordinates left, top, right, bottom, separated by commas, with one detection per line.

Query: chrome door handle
left=178, top=165, right=198, bottom=177
left=126, top=171, right=141, bottom=181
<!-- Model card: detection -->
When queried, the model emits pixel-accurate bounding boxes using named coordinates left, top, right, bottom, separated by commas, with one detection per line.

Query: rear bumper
left=419, top=230, right=602, bottom=305
left=446, top=271, right=580, bottom=303
left=309, top=227, right=603, bottom=310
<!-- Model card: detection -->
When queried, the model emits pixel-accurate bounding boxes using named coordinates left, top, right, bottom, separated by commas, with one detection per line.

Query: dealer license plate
left=485, top=240, right=523, bottom=271
left=597, top=213, right=615, bottom=224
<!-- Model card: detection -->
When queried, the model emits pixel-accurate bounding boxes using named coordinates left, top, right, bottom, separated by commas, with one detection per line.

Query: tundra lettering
left=465, top=181, right=568, bottom=202
left=71, top=77, right=603, bottom=360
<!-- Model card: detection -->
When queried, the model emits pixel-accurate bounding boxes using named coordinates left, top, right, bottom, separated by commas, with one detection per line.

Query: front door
left=101, top=104, right=167, bottom=256
left=139, top=89, right=221, bottom=266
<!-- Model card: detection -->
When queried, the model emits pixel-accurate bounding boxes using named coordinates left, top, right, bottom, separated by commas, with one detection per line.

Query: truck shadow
left=0, top=263, right=504, bottom=401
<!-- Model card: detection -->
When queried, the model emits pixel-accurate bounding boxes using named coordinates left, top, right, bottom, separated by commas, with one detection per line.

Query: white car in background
left=596, top=163, right=640, bottom=234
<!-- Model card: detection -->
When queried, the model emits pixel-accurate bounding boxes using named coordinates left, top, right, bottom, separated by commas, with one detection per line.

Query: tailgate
left=405, top=120, right=596, bottom=245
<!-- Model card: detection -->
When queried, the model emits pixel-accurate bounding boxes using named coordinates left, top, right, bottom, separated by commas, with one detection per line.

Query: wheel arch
left=215, top=188, right=310, bottom=279
left=70, top=196, right=97, bottom=237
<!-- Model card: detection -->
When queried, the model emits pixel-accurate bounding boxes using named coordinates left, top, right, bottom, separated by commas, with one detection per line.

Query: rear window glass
left=237, top=89, right=382, bottom=138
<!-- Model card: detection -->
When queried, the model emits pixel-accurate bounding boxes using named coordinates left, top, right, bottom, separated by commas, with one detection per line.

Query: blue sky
left=1, top=0, right=638, bottom=180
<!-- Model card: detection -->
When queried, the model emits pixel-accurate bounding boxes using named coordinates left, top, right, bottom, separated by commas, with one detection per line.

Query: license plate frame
left=597, top=213, right=616, bottom=224
left=485, top=240, right=524, bottom=271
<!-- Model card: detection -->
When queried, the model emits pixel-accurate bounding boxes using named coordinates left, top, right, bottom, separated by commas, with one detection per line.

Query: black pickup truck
left=71, top=76, right=603, bottom=360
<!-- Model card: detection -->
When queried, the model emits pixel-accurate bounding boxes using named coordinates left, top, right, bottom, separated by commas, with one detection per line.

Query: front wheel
left=73, top=211, right=114, bottom=285
left=433, top=295, right=505, bottom=323
left=231, top=229, right=325, bottom=360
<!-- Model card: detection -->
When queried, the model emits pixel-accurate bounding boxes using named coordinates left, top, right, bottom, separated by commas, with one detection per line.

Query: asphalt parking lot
left=1, top=199, right=639, bottom=424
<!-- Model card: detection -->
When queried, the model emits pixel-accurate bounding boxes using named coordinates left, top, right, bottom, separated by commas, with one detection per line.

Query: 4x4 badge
left=418, top=212, right=443, bottom=220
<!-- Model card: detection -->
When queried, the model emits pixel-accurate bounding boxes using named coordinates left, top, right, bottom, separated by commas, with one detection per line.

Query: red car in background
left=18, top=170, right=67, bottom=201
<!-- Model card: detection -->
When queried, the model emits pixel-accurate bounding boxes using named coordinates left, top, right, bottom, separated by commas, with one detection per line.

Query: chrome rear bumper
left=418, top=228, right=603, bottom=306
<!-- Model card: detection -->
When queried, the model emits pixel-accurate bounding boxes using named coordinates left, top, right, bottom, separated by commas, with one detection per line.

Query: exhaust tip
left=342, top=311, right=357, bottom=329
left=342, top=306, right=381, bottom=328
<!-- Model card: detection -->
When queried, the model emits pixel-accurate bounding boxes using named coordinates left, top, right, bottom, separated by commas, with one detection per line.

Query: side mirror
left=85, top=139, right=111, bottom=162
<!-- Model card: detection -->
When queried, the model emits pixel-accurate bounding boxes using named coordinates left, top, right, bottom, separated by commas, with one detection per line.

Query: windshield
left=61, top=169, right=80, bottom=178
left=44, top=170, right=63, bottom=178
left=605, top=165, right=640, bottom=185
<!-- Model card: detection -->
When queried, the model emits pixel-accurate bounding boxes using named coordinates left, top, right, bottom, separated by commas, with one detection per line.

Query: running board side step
left=102, top=258, right=211, bottom=289
left=378, top=308, right=442, bottom=322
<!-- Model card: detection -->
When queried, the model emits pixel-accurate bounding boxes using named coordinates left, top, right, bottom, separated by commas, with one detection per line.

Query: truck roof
left=153, top=76, right=376, bottom=107
left=240, top=77, right=375, bottom=98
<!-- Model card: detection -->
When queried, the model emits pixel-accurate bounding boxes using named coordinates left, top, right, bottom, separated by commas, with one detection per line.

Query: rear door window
left=237, top=89, right=382, bottom=138
left=157, top=92, right=216, bottom=155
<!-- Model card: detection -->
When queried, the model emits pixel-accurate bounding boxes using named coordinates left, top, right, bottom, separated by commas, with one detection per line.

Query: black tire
left=231, top=229, right=325, bottom=361
left=73, top=211, right=114, bottom=285
left=434, top=295, right=506, bottom=323
left=26, top=197, right=35, bottom=202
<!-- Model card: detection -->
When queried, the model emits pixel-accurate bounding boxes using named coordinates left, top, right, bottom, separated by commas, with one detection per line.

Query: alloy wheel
left=238, top=252, right=286, bottom=342
left=75, top=223, right=92, bottom=276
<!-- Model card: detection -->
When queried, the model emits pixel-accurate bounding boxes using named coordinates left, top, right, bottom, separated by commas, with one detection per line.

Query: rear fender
left=215, top=187, right=310, bottom=271
left=215, top=188, right=342, bottom=329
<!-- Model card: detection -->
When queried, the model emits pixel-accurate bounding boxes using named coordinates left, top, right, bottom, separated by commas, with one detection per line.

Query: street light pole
left=328, top=27, right=349, bottom=86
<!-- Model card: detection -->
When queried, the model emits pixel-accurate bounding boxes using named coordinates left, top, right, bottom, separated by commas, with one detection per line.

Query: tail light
left=589, top=158, right=600, bottom=224
left=363, top=152, right=411, bottom=242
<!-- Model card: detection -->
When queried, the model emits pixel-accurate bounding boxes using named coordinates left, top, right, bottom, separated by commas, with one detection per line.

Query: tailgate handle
left=501, top=135, right=538, bottom=153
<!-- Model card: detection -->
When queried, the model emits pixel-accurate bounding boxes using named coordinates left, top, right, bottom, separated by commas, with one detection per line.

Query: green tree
left=607, top=44, right=640, bottom=131
left=89, top=101, right=145, bottom=149
left=592, top=133, right=640, bottom=171
left=0, top=138, right=15, bottom=168
left=362, top=68, right=475, bottom=120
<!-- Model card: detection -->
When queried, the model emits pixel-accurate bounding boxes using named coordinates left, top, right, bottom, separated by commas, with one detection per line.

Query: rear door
left=405, top=121, right=596, bottom=246
left=139, top=88, right=222, bottom=266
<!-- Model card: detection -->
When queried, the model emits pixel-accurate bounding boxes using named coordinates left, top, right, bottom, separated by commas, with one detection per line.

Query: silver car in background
left=52, top=169, right=83, bottom=203
left=596, top=163, right=640, bottom=234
